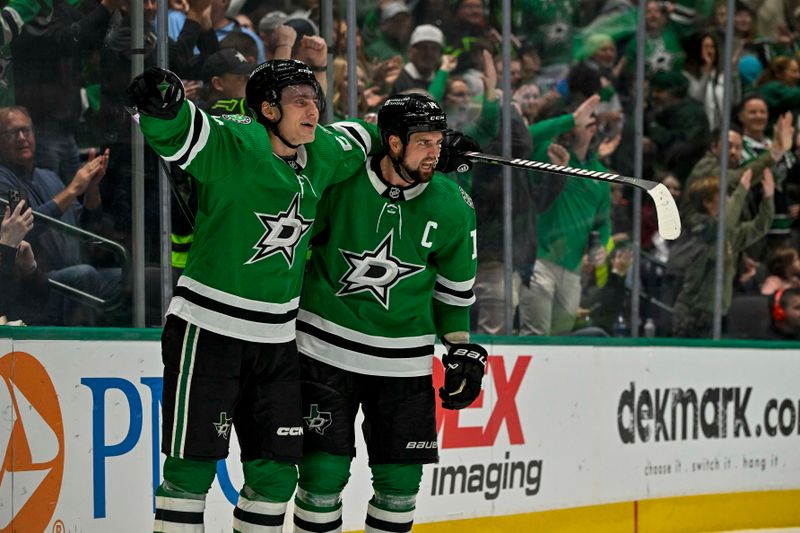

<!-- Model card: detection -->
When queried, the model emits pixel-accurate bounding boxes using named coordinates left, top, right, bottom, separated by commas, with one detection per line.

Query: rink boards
left=0, top=329, right=799, bottom=532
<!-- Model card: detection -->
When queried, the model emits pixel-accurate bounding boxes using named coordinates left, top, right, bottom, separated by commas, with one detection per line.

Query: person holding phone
left=0, top=105, right=119, bottom=326
left=0, top=194, right=46, bottom=322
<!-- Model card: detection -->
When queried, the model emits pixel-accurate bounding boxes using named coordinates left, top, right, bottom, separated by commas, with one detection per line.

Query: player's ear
left=389, top=134, right=403, bottom=157
left=262, top=101, right=280, bottom=123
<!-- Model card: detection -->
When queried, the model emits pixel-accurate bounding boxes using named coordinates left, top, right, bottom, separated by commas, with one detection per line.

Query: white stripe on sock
left=294, top=504, right=342, bottom=524
left=366, top=502, right=415, bottom=524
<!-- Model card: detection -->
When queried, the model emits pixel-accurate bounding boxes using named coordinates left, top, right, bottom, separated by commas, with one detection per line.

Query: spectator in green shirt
left=518, top=100, right=613, bottom=336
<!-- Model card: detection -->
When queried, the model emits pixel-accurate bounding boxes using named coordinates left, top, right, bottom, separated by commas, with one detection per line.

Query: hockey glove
left=436, top=130, right=480, bottom=174
left=126, top=67, right=185, bottom=120
left=439, top=343, right=488, bottom=410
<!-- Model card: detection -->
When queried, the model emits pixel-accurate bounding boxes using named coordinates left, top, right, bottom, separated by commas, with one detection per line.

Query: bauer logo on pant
left=304, top=404, right=333, bottom=435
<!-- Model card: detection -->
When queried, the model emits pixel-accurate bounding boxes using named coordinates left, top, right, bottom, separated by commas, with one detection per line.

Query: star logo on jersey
left=337, top=231, right=424, bottom=309
left=213, top=412, right=232, bottom=439
left=304, top=404, right=332, bottom=435
left=246, top=193, right=313, bottom=267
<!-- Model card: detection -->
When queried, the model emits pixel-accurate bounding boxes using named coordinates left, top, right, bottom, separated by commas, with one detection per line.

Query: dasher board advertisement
left=1, top=336, right=798, bottom=531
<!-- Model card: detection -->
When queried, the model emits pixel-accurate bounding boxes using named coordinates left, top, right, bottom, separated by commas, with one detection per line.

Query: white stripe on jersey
left=298, top=332, right=434, bottom=377
left=163, top=101, right=199, bottom=162
left=298, top=310, right=435, bottom=348
left=432, top=290, right=476, bottom=307
left=435, top=275, right=475, bottom=291
left=330, top=121, right=372, bottom=156
left=180, top=107, right=210, bottom=169
left=167, top=298, right=296, bottom=344
left=178, top=276, right=300, bottom=314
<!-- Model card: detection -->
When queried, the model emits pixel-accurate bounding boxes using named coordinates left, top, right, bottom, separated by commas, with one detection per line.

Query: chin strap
left=389, top=147, right=417, bottom=185
left=268, top=121, right=300, bottom=150
left=259, top=103, right=301, bottom=150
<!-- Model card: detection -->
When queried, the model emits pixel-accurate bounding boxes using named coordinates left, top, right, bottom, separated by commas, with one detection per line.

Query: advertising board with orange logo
left=0, top=334, right=799, bottom=532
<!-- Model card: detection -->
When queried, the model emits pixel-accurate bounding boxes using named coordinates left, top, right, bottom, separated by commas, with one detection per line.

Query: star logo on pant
left=246, top=193, right=313, bottom=267
left=337, top=231, right=424, bottom=310
left=303, top=404, right=332, bottom=435
left=213, top=412, right=232, bottom=439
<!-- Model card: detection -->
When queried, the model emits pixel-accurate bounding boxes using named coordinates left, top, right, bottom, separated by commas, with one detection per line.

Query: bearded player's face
left=401, top=131, right=443, bottom=183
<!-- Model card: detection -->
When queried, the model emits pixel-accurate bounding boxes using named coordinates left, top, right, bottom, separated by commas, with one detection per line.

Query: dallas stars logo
left=304, top=404, right=332, bottom=435
left=246, top=193, right=313, bottom=266
left=337, top=231, right=424, bottom=309
left=213, top=412, right=232, bottom=440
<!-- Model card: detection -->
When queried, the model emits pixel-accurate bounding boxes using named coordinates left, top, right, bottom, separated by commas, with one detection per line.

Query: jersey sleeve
left=431, top=186, right=478, bottom=337
left=318, top=119, right=382, bottom=187
left=138, top=100, right=254, bottom=184
left=328, top=119, right=382, bottom=157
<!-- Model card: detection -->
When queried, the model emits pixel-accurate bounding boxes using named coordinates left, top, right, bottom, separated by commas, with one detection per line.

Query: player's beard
left=402, top=157, right=436, bottom=184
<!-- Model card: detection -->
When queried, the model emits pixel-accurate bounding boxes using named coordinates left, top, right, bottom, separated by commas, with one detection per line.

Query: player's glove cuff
left=126, top=67, right=185, bottom=119
left=436, top=130, right=480, bottom=174
left=439, top=343, right=488, bottom=410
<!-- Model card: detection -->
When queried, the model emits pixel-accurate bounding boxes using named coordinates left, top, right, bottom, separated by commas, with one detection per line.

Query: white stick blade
left=647, top=183, right=681, bottom=240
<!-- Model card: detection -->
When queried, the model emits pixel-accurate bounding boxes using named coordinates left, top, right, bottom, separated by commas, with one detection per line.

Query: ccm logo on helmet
left=276, top=426, right=303, bottom=436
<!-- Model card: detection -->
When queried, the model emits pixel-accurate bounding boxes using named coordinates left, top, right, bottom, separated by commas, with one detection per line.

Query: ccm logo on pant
left=276, top=427, right=304, bottom=436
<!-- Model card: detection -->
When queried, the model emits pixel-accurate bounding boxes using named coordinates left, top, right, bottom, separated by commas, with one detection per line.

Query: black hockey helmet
left=378, top=93, right=447, bottom=151
left=245, top=59, right=326, bottom=120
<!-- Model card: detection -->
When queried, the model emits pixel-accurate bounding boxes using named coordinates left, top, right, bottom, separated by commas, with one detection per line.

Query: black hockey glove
left=436, top=130, right=480, bottom=174
left=439, top=343, right=488, bottom=410
left=126, top=67, right=185, bottom=119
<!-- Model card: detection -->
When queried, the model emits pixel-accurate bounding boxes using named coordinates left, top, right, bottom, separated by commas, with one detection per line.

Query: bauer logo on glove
left=439, top=343, right=488, bottom=410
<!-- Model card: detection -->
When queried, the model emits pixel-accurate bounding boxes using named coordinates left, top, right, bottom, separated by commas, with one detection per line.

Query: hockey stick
left=463, top=151, right=682, bottom=240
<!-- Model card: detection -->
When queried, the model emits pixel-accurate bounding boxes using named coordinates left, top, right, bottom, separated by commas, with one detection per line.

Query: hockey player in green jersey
left=127, top=58, right=375, bottom=532
left=293, top=94, right=488, bottom=533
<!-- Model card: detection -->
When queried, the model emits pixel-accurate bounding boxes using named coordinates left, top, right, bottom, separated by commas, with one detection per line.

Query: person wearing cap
left=393, top=24, right=445, bottom=94
left=200, top=48, right=254, bottom=113
left=365, top=1, right=414, bottom=62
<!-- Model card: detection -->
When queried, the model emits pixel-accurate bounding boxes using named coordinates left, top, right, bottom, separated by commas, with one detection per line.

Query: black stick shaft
left=463, top=151, right=659, bottom=192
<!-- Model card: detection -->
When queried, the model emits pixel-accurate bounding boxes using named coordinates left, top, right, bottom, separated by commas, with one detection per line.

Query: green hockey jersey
left=138, top=101, right=374, bottom=343
left=297, top=139, right=477, bottom=378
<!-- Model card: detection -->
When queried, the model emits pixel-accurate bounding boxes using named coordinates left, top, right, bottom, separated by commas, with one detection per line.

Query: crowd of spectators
left=0, top=0, right=798, bottom=339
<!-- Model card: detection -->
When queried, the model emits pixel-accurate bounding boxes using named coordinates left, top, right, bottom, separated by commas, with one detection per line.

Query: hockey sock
left=294, top=488, right=344, bottom=533
left=364, top=463, right=422, bottom=533
left=294, top=452, right=352, bottom=533
left=234, top=459, right=298, bottom=532
left=154, top=456, right=216, bottom=533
